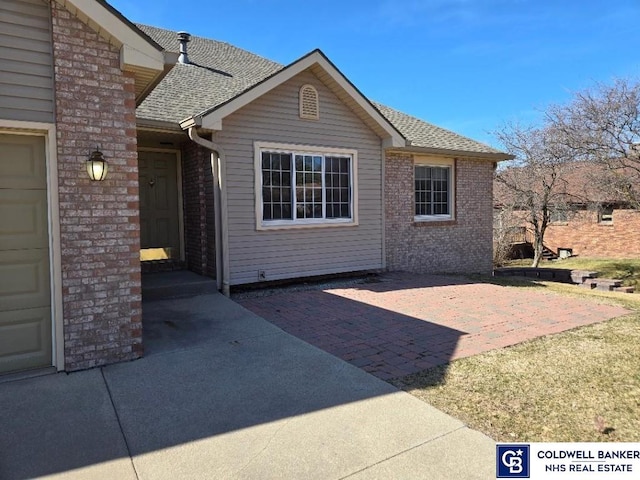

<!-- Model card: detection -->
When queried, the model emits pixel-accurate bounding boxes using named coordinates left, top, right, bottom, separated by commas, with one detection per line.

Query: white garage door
left=0, top=133, right=52, bottom=374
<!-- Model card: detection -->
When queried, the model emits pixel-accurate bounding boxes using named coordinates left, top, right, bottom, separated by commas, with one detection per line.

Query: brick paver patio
left=237, top=272, right=629, bottom=380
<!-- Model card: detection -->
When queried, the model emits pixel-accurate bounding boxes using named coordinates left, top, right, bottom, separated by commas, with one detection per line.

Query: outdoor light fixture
left=86, top=148, right=108, bottom=181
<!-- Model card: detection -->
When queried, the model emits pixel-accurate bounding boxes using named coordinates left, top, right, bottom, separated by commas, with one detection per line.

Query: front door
left=139, top=151, right=181, bottom=261
left=0, top=134, right=52, bottom=374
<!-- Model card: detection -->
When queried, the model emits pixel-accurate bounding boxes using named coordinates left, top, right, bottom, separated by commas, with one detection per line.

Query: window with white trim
left=414, top=164, right=453, bottom=220
left=257, top=143, right=356, bottom=228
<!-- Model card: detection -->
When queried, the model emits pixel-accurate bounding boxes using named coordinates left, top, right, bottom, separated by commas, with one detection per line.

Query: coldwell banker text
left=538, top=449, right=639, bottom=474
left=538, top=450, right=640, bottom=460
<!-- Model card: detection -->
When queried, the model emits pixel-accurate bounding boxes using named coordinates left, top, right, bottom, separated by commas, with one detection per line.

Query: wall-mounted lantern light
left=86, top=148, right=108, bottom=181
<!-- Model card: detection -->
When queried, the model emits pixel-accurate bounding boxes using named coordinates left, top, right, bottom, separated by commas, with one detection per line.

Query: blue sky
left=110, top=0, right=640, bottom=148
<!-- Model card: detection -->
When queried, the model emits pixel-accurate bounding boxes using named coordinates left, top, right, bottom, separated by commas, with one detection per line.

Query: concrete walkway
left=0, top=291, right=495, bottom=480
left=238, top=272, right=629, bottom=380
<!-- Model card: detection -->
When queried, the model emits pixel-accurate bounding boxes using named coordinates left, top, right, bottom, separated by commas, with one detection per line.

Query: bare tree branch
left=547, top=78, right=640, bottom=208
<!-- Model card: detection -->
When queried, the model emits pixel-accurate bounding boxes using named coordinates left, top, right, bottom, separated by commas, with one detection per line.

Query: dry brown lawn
left=392, top=280, right=640, bottom=442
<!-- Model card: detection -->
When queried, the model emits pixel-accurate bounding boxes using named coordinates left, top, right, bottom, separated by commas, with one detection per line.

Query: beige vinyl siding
left=0, top=0, right=54, bottom=123
left=217, top=69, right=384, bottom=285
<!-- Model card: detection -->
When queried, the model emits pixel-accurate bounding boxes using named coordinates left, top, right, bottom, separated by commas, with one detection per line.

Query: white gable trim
left=184, top=51, right=406, bottom=148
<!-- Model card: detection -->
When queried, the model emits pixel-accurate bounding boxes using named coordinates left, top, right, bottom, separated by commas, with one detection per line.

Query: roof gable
left=180, top=49, right=406, bottom=148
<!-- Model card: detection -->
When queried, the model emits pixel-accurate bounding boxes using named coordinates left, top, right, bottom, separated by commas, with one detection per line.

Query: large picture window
left=414, top=164, right=453, bottom=220
left=256, top=143, right=357, bottom=229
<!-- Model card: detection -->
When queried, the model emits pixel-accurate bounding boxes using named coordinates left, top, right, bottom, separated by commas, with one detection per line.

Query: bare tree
left=494, top=123, right=577, bottom=267
left=547, top=78, right=640, bottom=209
left=492, top=204, right=522, bottom=267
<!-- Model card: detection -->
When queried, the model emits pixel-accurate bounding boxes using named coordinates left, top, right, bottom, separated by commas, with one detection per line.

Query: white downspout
left=381, top=140, right=386, bottom=271
left=187, top=127, right=231, bottom=297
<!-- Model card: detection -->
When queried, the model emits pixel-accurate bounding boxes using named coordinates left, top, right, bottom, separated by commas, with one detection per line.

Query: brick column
left=51, top=1, right=142, bottom=370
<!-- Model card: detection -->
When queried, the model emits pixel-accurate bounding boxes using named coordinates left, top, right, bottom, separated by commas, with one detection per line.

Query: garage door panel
left=0, top=134, right=46, bottom=189
left=0, top=189, right=48, bottom=250
left=0, top=249, right=50, bottom=311
left=0, top=307, right=52, bottom=373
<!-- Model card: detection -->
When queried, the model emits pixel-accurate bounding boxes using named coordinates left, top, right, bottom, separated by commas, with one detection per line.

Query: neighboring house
left=494, top=162, right=640, bottom=259
left=1, top=0, right=510, bottom=376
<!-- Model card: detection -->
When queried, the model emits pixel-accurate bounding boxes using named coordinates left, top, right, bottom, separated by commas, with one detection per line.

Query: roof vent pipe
left=177, top=31, right=191, bottom=64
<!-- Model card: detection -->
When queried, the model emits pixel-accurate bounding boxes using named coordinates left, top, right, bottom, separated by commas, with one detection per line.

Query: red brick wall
left=51, top=1, right=142, bottom=370
left=385, top=152, right=494, bottom=274
left=544, top=209, right=640, bottom=258
left=181, top=141, right=216, bottom=277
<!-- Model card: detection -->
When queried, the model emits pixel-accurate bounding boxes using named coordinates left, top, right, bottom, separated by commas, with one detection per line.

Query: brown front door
left=139, top=151, right=181, bottom=261
left=0, top=134, right=52, bottom=374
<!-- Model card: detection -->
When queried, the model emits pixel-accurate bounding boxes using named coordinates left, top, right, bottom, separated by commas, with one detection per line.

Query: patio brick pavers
left=236, top=272, right=629, bottom=380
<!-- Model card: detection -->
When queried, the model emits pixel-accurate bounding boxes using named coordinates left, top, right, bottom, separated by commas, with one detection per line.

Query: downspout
left=381, top=139, right=386, bottom=271
left=187, top=128, right=231, bottom=297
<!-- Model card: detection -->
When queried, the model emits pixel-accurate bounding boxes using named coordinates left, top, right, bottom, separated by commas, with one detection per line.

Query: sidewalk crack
left=101, top=368, right=140, bottom=480
left=339, top=425, right=468, bottom=479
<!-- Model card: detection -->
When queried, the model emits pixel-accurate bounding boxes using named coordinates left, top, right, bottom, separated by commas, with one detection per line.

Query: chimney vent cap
left=177, top=31, right=191, bottom=64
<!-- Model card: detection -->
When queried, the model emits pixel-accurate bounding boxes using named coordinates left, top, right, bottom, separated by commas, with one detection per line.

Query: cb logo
left=496, top=444, right=530, bottom=478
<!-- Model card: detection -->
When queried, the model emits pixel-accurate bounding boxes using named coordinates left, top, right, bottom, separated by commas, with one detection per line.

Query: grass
left=391, top=280, right=640, bottom=442
left=504, top=257, right=640, bottom=288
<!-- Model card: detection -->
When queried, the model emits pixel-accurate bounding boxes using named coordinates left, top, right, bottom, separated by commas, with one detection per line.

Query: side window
left=598, top=205, right=613, bottom=224
left=414, top=165, right=452, bottom=220
left=550, top=209, right=568, bottom=223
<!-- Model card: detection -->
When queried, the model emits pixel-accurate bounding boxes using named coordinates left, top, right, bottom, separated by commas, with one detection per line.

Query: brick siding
left=544, top=209, right=640, bottom=258
left=181, top=141, right=216, bottom=277
left=51, top=1, right=142, bottom=370
left=385, top=152, right=494, bottom=274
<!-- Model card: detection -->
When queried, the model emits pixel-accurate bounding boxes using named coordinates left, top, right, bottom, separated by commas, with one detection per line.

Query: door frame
left=138, top=148, right=185, bottom=261
left=0, top=120, right=64, bottom=372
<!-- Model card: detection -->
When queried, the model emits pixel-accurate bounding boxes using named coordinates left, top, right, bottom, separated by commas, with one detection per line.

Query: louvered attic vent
left=299, top=84, right=319, bottom=120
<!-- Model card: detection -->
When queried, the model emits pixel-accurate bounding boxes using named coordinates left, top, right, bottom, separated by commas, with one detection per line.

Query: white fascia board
left=120, top=45, right=172, bottom=71
left=60, top=0, right=166, bottom=71
left=199, top=51, right=406, bottom=147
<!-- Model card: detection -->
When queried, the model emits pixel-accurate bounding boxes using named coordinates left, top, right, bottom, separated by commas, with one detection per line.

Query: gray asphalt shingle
left=373, top=103, right=502, bottom=155
left=137, top=25, right=501, bottom=156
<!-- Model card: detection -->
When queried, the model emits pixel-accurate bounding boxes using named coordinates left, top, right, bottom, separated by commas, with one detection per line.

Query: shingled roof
left=136, top=24, right=283, bottom=124
left=373, top=103, right=502, bottom=155
left=137, top=25, right=506, bottom=157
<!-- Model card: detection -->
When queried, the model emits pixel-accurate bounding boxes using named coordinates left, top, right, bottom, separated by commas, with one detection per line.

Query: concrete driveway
left=0, top=291, right=495, bottom=480
left=237, top=272, right=629, bottom=380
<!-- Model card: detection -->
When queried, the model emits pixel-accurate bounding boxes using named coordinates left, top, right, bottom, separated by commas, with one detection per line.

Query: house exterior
left=1, top=0, right=510, bottom=377
left=542, top=208, right=640, bottom=258
left=494, top=162, right=640, bottom=259
left=136, top=25, right=511, bottom=293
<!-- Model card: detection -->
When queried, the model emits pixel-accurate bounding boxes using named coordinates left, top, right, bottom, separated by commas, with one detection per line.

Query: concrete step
left=613, top=286, right=635, bottom=294
left=570, top=270, right=599, bottom=284
left=142, top=271, right=218, bottom=301
left=594, top=279, right=623, bottom=291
